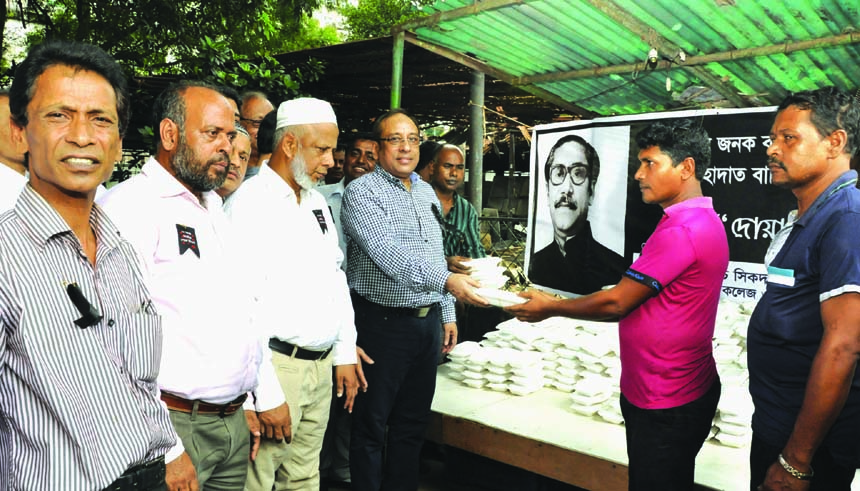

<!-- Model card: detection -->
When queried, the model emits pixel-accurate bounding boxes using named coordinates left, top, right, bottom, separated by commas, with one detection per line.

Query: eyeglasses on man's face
left=549, top=163, right=589, bottom=186
left=379, top=135, right=420, bottom=147
left=240, top=117, right=264, bottom=129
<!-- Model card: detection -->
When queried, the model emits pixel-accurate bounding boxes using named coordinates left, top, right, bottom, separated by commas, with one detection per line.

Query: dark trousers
left=349, top=298, right=442, bottom=491
left=749, top=433, right=855, bottom=491
left=620, top=379, right=721, bottom=491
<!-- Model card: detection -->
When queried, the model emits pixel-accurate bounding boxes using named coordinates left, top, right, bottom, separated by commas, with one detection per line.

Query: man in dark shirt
left=529, top=134, right=627, bottom=294
left=748, top=87, right=860, bottom=491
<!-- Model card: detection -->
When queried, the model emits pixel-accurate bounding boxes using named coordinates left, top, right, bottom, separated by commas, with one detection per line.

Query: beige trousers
left=245, top=350, right=333, bottom=491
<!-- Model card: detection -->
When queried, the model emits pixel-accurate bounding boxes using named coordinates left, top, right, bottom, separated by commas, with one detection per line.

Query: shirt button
left=107, top=319, right=115, bottom=327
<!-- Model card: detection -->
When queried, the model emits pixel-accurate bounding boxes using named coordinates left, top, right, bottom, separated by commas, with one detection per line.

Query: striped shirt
left=437, top=193, right=487, bottom=259
left=0, top=186, right=177, bottom=490
left=341, top=166, right=456, bottom=324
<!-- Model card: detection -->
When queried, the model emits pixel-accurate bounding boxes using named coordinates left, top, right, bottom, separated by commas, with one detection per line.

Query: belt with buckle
left=268, top=338, right=332, bottom=361
left=350, top=291, right=437, bottom=319
left=160, top=392, right=247, bottom=417
left=103, top=456, right=165, bottom=490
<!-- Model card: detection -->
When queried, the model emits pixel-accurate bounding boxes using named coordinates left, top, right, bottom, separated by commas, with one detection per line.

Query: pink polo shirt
left=619, top=196, right=728, bottom=409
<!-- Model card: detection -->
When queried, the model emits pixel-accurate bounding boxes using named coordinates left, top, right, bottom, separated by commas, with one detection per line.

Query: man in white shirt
left=317, top=132, right=379, bottom=268
left=226, top=98, right=362, bottom=491
left=217, top=125, right=252, bottom=207
left=0, top=89, right=27, bottom=211
left=98, top=81, right=289, bottom=491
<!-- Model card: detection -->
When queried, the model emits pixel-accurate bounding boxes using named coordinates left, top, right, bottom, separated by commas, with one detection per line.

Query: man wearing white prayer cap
left=226, top=98, right=370, bottom=491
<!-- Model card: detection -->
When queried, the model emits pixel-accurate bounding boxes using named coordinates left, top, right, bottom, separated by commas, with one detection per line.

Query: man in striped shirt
left=426, top=143, right=487, bottom=272
left=0, top=40, right=178, bottom=490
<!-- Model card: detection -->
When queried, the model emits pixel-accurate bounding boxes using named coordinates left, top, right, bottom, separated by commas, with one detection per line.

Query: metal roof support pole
left=391, top=31, right=404, bottom=109
left=469, top=69, right=485, bottom=216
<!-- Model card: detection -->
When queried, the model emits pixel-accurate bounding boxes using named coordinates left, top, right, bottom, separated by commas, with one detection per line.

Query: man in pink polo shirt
left=507, top=118, right=728, bottom=491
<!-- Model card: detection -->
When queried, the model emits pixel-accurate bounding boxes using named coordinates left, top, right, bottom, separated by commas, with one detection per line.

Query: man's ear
left=679, top=156, right=696, bottom=180
left=826, top=129, right=849, bottom=158
left=159, top=119, right=179, bottom=152
left=9, top=118, right=29, bottom=156
left=114, top=139, right=124, bottom=164
left=280, top=132, right=298, bottom=159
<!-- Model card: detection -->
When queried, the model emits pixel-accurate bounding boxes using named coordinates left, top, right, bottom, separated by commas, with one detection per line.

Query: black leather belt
left=269, top=338, right=332, bottom=361
left=350, top=290, right=437, bottom=319
left=103, top=456, right=165, bottom=490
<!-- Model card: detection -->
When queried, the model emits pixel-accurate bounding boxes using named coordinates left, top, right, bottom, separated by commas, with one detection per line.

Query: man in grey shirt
left=0, top=40, right=177, bottom=491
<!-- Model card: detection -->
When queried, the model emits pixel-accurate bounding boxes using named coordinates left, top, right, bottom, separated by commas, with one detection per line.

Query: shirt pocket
left=117, top=311, right=163, bottom=387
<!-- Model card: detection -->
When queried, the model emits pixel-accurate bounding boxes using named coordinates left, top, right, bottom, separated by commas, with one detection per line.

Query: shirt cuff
left=332, top=340, right=358, bottom=366
left=429, top=268, right=451, bottom=295
left=165, top=440, right=186, bottom=464
left=441, top=294, right=456, bottom=324
left=253, top=346, right=287, bottom=412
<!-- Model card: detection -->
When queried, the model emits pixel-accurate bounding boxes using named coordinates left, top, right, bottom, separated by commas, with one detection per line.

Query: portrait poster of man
left=526, top=108, right=795, bottom=300
left=526, top=124, right=630, bottom=296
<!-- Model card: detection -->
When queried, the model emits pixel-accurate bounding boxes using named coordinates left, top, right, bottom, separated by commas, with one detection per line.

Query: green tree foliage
left=7, top=0, right=331, bottom=79
left=341, top=0, right=433, bottom=41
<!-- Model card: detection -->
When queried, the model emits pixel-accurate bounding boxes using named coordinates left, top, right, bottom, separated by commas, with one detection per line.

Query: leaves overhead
left=341, top=0, right=433, bottom=41
left=10, top=0, right=327, bottom=79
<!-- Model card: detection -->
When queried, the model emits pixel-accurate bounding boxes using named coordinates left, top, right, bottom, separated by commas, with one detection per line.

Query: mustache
left=767, top=156, right=785, bottom=170
left=554, top=194, right=578, bottom=209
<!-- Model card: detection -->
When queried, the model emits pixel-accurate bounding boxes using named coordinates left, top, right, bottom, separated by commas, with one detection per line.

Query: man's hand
left=441, top=322, right=458, bottom=354
left=446, top=256, right=472, bottom=274
left=504, top=289, right=558, bottom=323
left=335, top=364, right=360, bottom=412
left=258, top=402, right=292, bottom=443
left=165, top=452, right=198, bottom=491
left=244, top=410, right=261, bottom=461
left=355, top=346, right=374, bottom=392
left=757, top=461, right=810, bottom=491
left=445, top=273, right=488, bottom=307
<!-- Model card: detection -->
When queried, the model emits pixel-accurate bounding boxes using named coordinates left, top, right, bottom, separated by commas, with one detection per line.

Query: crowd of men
left=1, top=39, right=859, bottom=491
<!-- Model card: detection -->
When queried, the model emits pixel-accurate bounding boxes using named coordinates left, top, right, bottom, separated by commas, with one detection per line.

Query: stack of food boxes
left=443, top=298, right=757, bottom=447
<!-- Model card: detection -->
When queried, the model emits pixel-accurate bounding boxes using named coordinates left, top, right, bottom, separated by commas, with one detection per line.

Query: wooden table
left=428, top=365, right=747, bottom=491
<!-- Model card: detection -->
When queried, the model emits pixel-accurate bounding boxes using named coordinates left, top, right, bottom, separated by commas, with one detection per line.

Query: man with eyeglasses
left=239, top=91, right=275, bottom=179
left=528, top=133, right=628, bottom=295
left=341, top=109, right=487, bottom=491
left=508, top=119, right=727, bottom=491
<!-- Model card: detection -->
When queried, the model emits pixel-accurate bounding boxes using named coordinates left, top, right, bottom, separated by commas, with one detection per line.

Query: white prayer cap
left=275, top=97, right=337, bottom=130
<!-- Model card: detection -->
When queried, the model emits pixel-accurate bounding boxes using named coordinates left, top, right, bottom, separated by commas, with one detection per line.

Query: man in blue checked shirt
left=341, top=108, right=488, bottom=491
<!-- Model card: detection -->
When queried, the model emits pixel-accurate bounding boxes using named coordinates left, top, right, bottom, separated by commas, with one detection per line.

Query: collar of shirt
left=141, top=157, right=222, bottom=210
left=17, top=184, right=124, bottom=256
left=318, top=178, right=345, bottom=199
left=0, top=162, right=27, bottom=212
left=661, top=196, right=713, bottom=218
left=373, top=164, right=419, bottom=188
left=795, top=169, right=859, bottom=228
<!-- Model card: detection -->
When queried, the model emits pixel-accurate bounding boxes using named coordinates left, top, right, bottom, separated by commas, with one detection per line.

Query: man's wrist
left=778, top=453, right=814, bottom=481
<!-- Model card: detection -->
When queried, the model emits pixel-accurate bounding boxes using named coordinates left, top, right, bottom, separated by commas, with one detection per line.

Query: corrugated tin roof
left=400, top=0, right=860, bottom=117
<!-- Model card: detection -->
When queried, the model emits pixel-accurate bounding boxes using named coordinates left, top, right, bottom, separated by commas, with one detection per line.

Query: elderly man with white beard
left=225, top=98, right=366, bottom=491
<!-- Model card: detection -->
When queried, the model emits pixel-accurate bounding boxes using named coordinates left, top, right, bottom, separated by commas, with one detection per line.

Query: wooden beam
left=514, top=31, right=860, bottom=85
left=582, top=0, right=747, bottom=107
left=394, top=0, right=526, bottom=32
left=403, top=31, right=596, bottom=118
